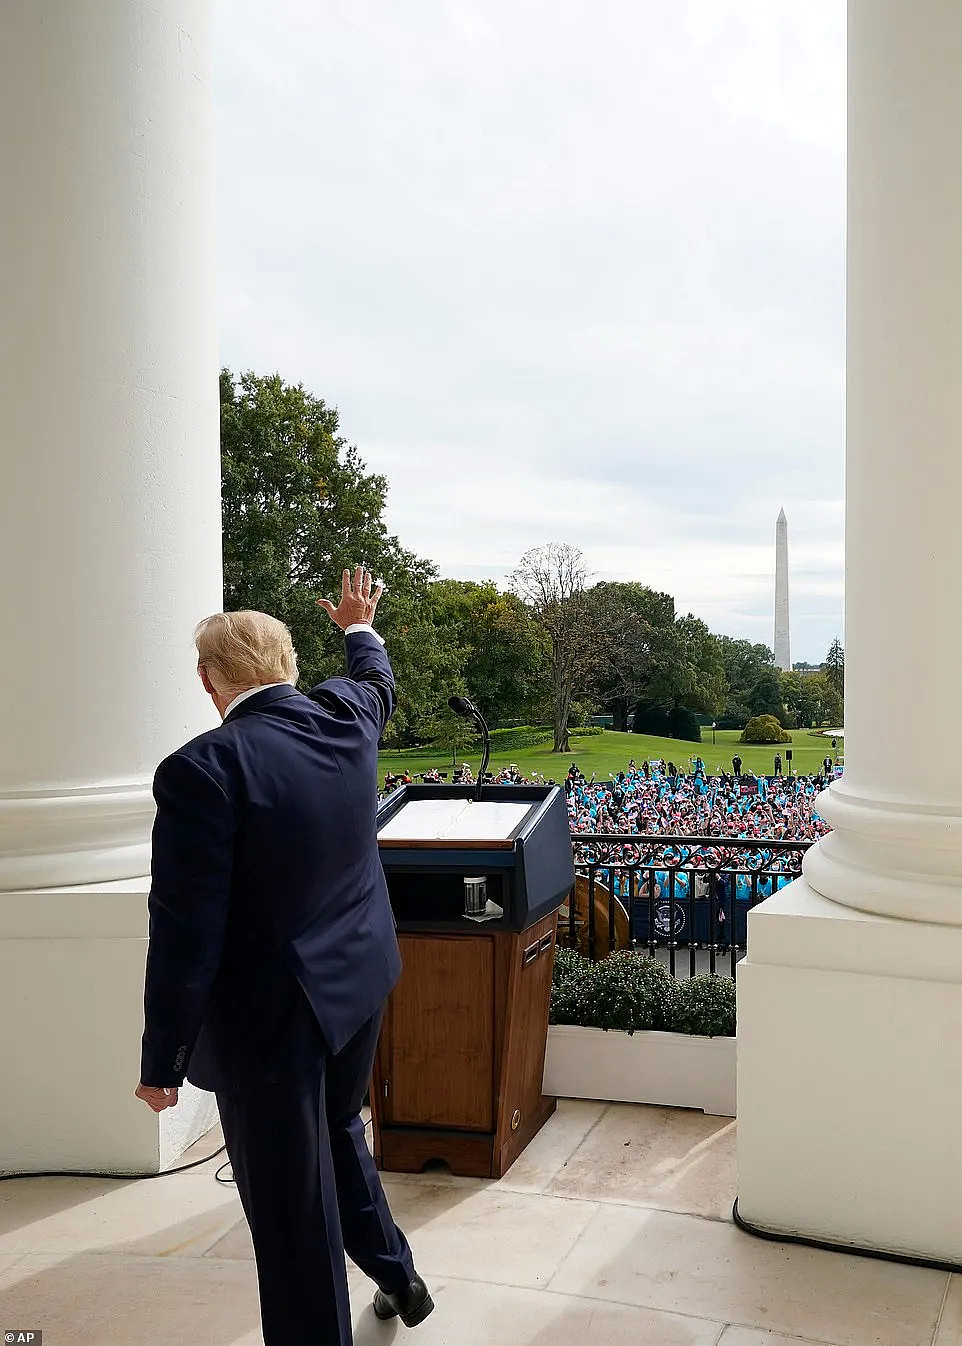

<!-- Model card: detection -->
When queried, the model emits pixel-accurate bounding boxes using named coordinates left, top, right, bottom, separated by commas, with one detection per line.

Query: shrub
left=740, top=714, right=792, bottom=744
left=632, top=702, right=671, bottom=737
left=549, top=947, right=595, bottom=1025
left=550, top=948, right=739, bottom=1037
left=585, top=951, right=676, bottom=1035
left=552, top=944, right=589, bottom=987
left=669, top=974, right=736, bottom=1037
left=667, top=706, right=702, bottom=743
left=570, top=725, right=603, bottom=738
left=487, top=725, right=551, bottom=751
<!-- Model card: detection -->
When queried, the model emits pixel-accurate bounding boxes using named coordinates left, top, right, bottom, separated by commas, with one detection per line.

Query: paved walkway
left=0, top=1101, right=958, bottom=1345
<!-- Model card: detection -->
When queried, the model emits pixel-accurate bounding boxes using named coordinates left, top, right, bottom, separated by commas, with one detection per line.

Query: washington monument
left=774, top=507, right=791, bottom=671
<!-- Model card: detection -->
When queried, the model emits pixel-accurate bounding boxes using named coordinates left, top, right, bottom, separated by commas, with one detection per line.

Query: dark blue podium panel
left=375, top=785, right=574, bottom=933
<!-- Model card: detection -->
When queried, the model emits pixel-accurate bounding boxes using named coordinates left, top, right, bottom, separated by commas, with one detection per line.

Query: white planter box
left=543, top=1024, right=736, bottom=1117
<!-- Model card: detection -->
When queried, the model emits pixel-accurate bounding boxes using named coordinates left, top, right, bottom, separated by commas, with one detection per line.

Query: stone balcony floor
left=1, top=1100, right=959, bottom=1346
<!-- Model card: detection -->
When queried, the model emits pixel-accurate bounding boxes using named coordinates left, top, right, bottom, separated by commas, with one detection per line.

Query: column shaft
left=0, top=0, right=222, bottom=889
left=804, top=0, right=962, bottom=924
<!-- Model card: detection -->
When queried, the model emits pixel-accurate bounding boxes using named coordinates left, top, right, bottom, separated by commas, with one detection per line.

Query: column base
left=0, top=784, right=154, bottom=891
left=737, top=876, right=962, bottom=1266
left=0, top=878, right=218, bottom=1175
left=803, top=781, right=962, bottom=925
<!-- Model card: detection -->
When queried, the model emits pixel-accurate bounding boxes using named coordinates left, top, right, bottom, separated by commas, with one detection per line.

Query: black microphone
left=448, top=695, right=490, bottom=801
left=448, top=695, right=480, bottom=720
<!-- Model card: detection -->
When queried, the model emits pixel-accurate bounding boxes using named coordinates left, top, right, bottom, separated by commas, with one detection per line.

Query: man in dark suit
left=135, top=567, right=432, bottom=1346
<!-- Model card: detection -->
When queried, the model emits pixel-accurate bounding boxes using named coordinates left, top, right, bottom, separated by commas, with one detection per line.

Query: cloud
left=214, top=0, right=845, bottom=662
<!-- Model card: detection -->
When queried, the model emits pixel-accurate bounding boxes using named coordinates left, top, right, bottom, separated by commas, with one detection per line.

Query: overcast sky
left=213, top=0, right=846, bottom=664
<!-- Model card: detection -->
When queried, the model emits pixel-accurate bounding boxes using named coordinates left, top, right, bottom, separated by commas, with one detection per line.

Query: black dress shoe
left=372, top=1274, right=435, bottom=1327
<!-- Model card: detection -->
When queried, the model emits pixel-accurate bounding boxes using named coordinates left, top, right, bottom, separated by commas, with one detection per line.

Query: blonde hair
left=194, top=610, right=298, bottom=694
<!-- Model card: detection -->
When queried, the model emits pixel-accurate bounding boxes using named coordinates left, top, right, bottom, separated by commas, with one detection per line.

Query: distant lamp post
left=711, top=721, right=717, bottom=746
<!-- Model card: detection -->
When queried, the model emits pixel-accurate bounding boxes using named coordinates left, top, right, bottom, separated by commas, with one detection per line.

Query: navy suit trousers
left=215, top=998, right=415, bottom=1346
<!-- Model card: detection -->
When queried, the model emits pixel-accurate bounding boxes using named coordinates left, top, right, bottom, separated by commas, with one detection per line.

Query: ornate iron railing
left=567, top=833, right=814, bottom=979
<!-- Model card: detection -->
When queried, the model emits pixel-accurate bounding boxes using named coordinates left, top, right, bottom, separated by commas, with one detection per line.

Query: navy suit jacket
left=139, top=630, right=401, bottom=1092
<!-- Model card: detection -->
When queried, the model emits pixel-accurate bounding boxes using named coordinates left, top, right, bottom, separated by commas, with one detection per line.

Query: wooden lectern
left=371, top=785, right=575, bottom=1179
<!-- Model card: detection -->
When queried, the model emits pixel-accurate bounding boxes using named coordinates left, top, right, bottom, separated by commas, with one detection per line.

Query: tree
left=673, top=614, right=726, bottom=717
left=220, top=369, right=443, bottom=743
left=427, top=580, right=547, bottom=725
left=812, top=673, right=843, bottom=727
left=423, top=681, right=478, bottom=765
left=714, top=637, right=776, bottom=730
left=747, top=667, right=786, bottom=722
left=511, top=543, right=609, bottom=754
left=716, top=700, right=753, bottom=730
left=587, top=586, right=725, bottom=734
left=823, top=638, right=845, bottom=703
left=779, top=671, right=808, bottom=728
left=586, top=582, right=678, bottom=732
left=718, top=636, right=775, bottom=698
left=780, top=670, right=841, bottom=729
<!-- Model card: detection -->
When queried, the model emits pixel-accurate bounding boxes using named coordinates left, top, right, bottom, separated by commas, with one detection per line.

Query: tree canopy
left=427, top=579, right=545, bottom=725
left=586, top=583, right=677, bottom=732
left=823, top=638, right=845, bottom=702
left=220, top=369, right=441, bottom=743
left=781, top=670, right=842, bottom=729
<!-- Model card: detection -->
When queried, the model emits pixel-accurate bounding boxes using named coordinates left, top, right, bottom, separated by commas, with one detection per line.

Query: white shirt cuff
left=344, top=623, right=385, bottom=645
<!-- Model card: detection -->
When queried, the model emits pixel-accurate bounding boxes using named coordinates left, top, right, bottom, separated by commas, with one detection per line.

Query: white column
left=0, top=0, right=222, bottom=891
left=802, top=0, right=962, bottom=927
left=737, top=0, right=962, bottom=1266
left=0, top=0, right=222, bottom=1171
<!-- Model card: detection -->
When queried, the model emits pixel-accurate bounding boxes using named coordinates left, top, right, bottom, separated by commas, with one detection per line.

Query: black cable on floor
left=0, top=1145, right=228, bottom=1183
left=732, top=1199, right=962, bottom=1275
left=1, top=1118, right=374, bottom=1186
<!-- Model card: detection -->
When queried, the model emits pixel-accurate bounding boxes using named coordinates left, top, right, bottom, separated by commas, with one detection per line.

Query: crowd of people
left=563, top=758, right=833, bottom=840
left=381, top=753, right=837, bottom=842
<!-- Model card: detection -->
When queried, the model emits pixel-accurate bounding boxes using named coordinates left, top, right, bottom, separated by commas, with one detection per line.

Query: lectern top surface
left=377, top=797, right=532, bottom=842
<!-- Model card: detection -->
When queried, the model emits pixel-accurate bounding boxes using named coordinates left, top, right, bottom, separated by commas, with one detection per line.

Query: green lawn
left=378, top=726, right=840, bottom=786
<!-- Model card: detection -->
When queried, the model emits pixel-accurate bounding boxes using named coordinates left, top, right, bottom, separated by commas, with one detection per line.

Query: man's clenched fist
left=135, top=1083, right=179, bottom=1112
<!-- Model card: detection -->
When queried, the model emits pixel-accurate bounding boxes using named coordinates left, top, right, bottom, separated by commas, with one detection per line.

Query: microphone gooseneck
left=447, top=695, right=490, bottom=801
